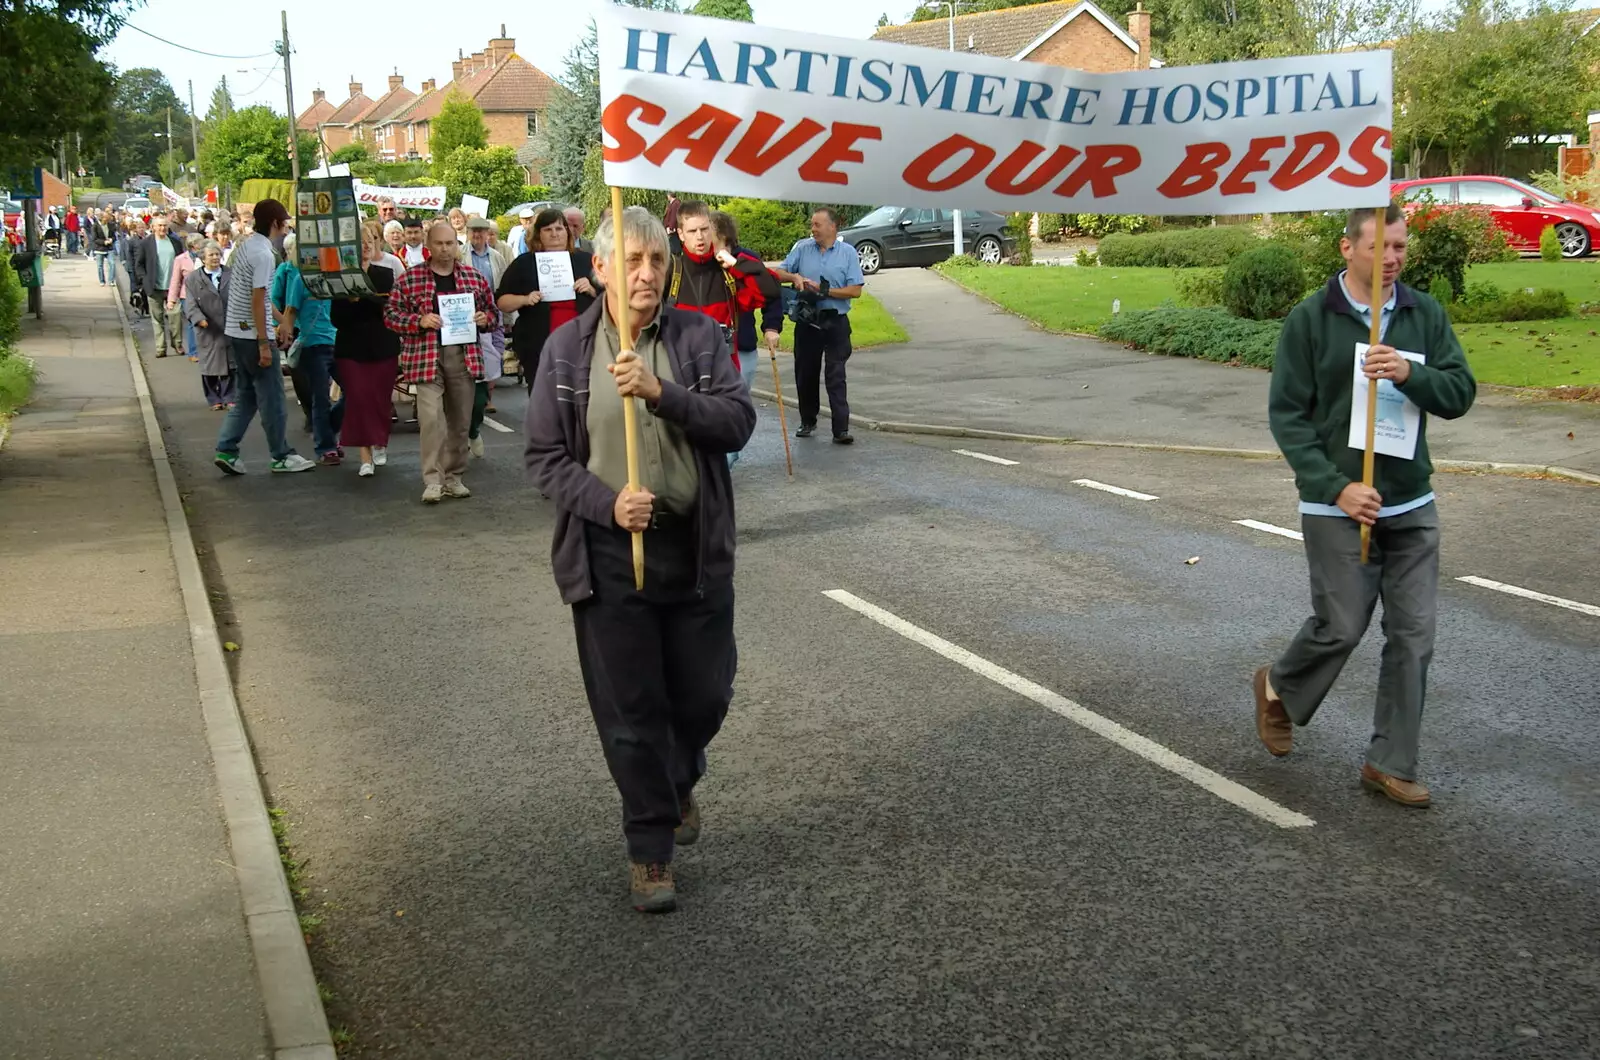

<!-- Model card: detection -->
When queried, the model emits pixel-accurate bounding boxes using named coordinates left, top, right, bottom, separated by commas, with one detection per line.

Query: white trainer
left=422, top=483, right=443, bottom=504
left=358, top=462, right=375, bottom=477
left=373, top=446, right=388, bottom=466
left=470, top=436, right=485, bottom=458
left=443, top=481, right=471, bottom=499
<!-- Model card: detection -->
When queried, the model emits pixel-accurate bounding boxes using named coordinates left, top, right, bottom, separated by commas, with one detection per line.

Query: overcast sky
left=101, top=1, right=900, bottom=117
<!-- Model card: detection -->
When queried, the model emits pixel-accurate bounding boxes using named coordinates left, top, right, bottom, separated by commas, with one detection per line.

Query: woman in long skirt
left=330, top=223, right=402, bottom=477
left=183, top=241, right=235, bottom=409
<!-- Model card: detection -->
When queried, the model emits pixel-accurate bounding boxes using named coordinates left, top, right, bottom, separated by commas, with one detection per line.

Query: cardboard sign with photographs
left=294, top=175, right=372, bottom=299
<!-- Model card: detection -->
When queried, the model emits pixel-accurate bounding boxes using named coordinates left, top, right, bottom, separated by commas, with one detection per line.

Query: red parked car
left=1391, top=175, right=1600, bottom=258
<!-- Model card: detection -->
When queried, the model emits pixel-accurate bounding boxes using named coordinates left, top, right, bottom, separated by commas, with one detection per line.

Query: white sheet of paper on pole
left=460, top=194, right=490, bottom=217
left=437, top=291, right=477, bottom=346
left=1348, top=342, right=1425, bottom=461
left=535, top=252, right=576, bottom=301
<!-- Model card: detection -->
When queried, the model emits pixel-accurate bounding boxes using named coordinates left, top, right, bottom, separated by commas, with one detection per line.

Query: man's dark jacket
left=523, top=300, right=757, bottom=604
left=132, top=232, right=185, bottom=296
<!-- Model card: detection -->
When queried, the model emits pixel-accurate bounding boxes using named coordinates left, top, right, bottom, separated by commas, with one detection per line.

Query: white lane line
left=953, top=448, right=1020, bottom=466
left=1234, top=519, right=1304, bottom=542
left=1072, top=478, right=1158, bottom=501
left=1456, top=576, right=1600, bottom=618
left=482, top=416, right=514, bottom=434
left=822, top=589, right=1315, bottom=830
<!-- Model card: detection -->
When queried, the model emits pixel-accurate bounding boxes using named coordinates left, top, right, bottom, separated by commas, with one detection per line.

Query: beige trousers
left=416, top=344, right=474, bottom=486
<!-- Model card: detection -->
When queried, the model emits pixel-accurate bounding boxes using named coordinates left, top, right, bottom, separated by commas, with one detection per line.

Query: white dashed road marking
left=823, top=589, right=1315, bottom=830
left=1072, top=479, right=1158, bottom=501
left=1234, top=519, right=1304, bottom=541
left=482, top=416, right=514, bottom=434
left=953, top=449, right=1020, bottom=466
left=1456, top=577, right=1600, bottom=618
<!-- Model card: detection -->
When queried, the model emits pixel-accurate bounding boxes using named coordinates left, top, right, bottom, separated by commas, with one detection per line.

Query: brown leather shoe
left=1253, top=666, right=1292, bottom=756
left=1360, top=764, right=1431, bottom=808
left=629, top=861, right=677, bottom=914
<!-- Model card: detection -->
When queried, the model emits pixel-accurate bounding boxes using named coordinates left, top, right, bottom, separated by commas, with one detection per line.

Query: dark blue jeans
left=216, top=339, right=292, bottom=461
left=298, top=343, right=343, bottom=457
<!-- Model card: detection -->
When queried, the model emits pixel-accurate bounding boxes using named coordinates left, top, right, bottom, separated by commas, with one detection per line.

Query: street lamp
left=934, top=1, right=972, bottom=255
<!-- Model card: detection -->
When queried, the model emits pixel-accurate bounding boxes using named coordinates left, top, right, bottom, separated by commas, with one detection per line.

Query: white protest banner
left=460, top=194, right=490, bottom=217
left=352, top=182, right=448, bottom=212
left=535, top=251, right=576, bottom=301
left=597, top=6, right=1393, bottom=215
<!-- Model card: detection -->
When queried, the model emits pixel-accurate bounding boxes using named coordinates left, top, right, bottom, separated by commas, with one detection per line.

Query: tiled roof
left=325, top=91, right=375, bottom=126
left=382, top=88, right=433, bottom=127
left=296, top=97, right=335, bottom=132
left=873, top=0, right=1098, bottom=58
left=475, top=56, right=559, bottom=112
left=354, top=85, right=418, bottom=127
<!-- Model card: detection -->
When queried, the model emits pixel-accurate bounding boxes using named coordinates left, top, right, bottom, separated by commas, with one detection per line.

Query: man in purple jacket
left=524, top=206, right=756, bottom=914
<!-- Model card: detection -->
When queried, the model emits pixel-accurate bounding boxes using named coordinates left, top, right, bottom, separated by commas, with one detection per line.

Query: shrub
left=1099, top=304, right=1282, bottom=368
left=717, top=197, right=808, bottom=260
left=1445, top=288, right=1569, bottom=323
left=1269, top=211, right=1348, bottom=283
left=0, top=248, right=22, bottom=348
left=1007, top=212, right=1032, bottom=266
left=1458, top=281, right=1504, bottom=306
left=1074, top=247, right=1098, bottom=267
left=1221, top=245, right=1305, bottom=320
left=1175, top=267, right=1225, bottom=307
left=1098, top=226, right=1259, bottom=268
left=0, top=352, right=36, bottom=415
left=1540, top=224, right=1562, bottom=262
left=1427, top=275, right=1455, bottom=305
left=1072, top=213, right=1148, bottom=238
left=328, top=142, right=370, bottom=165
left=1036, top=212, right=1069, bottom=242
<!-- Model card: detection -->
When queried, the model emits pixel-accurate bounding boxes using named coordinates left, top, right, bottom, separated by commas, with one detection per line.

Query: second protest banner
left=596, top=6, right=1393, bottom=214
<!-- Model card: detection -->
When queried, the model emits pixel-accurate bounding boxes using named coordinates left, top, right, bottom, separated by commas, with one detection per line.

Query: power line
left=123, top=22, right=275, bottom=60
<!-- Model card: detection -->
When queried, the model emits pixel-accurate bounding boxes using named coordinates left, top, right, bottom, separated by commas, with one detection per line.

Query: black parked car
left=841, top=206, right=1015, bottom=275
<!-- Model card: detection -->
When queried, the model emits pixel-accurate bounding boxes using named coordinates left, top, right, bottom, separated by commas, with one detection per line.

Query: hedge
left=1099, top=304, right=1281, bottom=368
left=1445, top=288, right=1569, bottom=323
left=1097, top=226, right=1260, bottom=268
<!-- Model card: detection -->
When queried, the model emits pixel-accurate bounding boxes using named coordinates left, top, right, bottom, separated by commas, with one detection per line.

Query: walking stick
left=1359, top=233, right=1384, bottom=565
left=610, top=187, right=646, bottom=590
left=766, top=333, right=794, bottom=477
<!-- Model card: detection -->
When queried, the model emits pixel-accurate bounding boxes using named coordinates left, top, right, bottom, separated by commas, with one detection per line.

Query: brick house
left=380, top=28, right=559, bottom=180
left=873, top=0, right=1158, bottom=72
left=315, top=81, right=375, bottom=156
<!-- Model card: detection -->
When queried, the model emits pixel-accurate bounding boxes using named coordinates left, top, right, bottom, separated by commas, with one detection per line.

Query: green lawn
left=938, top=260, right=1600, bottom=390
left=774, top=291, right=907, bottom=352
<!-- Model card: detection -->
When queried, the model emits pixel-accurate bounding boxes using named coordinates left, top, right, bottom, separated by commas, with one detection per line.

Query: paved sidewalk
left=784, top=268, right=1600, bottom=475
left=0, top=257, right=270, bottom=1058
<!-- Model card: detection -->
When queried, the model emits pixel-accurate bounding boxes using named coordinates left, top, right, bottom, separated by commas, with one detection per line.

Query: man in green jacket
left=1253, top=202, right=1476, bottom=808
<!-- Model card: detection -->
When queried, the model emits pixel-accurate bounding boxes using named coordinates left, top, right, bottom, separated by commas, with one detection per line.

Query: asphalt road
left=126, top=299, right=1600, bottom=1059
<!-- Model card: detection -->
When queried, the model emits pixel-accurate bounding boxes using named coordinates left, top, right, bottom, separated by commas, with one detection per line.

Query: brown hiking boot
left=1253, top=666, right=1292, bottom=757
left=675, top=793, right=700, bottom=847
left=1360, top=764, right=1431, bottom=808
left=629, top=862, right=677, bottom=914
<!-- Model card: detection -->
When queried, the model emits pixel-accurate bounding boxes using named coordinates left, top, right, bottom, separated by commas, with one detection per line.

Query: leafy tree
left=433, top=145, right=528, bottom=216
left=877, top=13, right=892, bottom=27
left=0, top=0, right=127, bottom=168
left=103, top=68, right=191, bottom=185
left=207, top=80, right=235, bottom=124
left=198, top=105, right=317, bottom=191
left=580, top=142, right=669, bottom=230
left=329, top=142, right=371, bottom=165
left=535, top=23, right=600, bottom=203
left=691, top=0, right=753, bottom=18
left=1395, top=0, right=1599, bottom=174
left=430, top=91, right=488, bottom=165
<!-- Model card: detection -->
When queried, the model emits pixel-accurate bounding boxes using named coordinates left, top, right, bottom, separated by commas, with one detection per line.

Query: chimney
left=1127, top=3, right=1151, bottom=69
left=388, top=73, right=404, bottom=92
left=348, top=79, right=363, bottom=98
left=488, top=29, right=515, bottom=66
left=451, top=49, right=464, bottom=82
left=312, top=88, right=325, bottom=104
left=421, top=79, right=436, bottom=94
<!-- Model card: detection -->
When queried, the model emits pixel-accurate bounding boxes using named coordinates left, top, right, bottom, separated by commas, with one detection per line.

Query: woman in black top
left=494, top=208, right=598, bottom=390
left=331, top=223, right=404, bottom=477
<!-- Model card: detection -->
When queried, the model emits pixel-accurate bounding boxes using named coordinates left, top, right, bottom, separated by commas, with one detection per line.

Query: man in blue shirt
left=773, top=208, right=865, bottom=444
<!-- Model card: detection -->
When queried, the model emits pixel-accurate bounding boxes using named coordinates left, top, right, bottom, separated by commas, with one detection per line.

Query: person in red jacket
left=663, top=200, right=777, bottom=381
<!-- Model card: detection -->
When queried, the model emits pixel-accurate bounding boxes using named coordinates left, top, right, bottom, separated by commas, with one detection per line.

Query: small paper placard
left=1348, top=342, right=1426, bottom=461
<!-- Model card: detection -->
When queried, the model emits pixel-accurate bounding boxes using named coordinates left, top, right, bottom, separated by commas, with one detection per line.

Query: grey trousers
left=1269, top=503, right=1440, bottom=780
left=149, top=290, right=176, bottom=355
left=416, top=344, right=474, bottom=487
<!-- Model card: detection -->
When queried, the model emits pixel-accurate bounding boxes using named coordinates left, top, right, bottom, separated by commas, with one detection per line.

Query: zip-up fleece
left=1269, top=275, right=1476, bottom=508
left=524, top=300, right=757, bottom=604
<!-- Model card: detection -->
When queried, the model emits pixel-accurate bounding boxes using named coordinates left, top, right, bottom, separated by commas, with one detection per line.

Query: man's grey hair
left=593, top=205, right=667, bottom=264
left=564, top=205, right=585, bottom=222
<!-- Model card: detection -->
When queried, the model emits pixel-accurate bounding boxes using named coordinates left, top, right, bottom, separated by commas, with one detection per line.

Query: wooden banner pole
left=766, top=333, right=794, bottom=477
left=610, top=186, right=646, bottom=590
left=1359, top=226, right=1383, bottom=565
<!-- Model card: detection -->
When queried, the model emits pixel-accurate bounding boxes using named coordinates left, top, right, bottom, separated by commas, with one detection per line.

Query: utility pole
left=941, top=1, right=967, bottom=256
left=279, top=10, right=300, bottom=183
left=189, top=79, right=201, bottom=193
left=220, top=75, right=232, bottom=209
left=166, top=106, right=174, bottom=191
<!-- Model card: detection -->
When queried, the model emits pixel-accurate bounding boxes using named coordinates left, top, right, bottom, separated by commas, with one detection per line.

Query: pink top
left=167, top=251, right=201, bottom=306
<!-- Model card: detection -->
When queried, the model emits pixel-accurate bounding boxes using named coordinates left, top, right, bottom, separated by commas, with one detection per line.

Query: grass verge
left=0, top=353, right=38, bottom=422
left=774, top=291, right=908, bottom=353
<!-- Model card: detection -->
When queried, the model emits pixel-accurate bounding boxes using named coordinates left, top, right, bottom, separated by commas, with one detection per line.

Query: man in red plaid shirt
left=386, top=221, right=500, bottom=503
